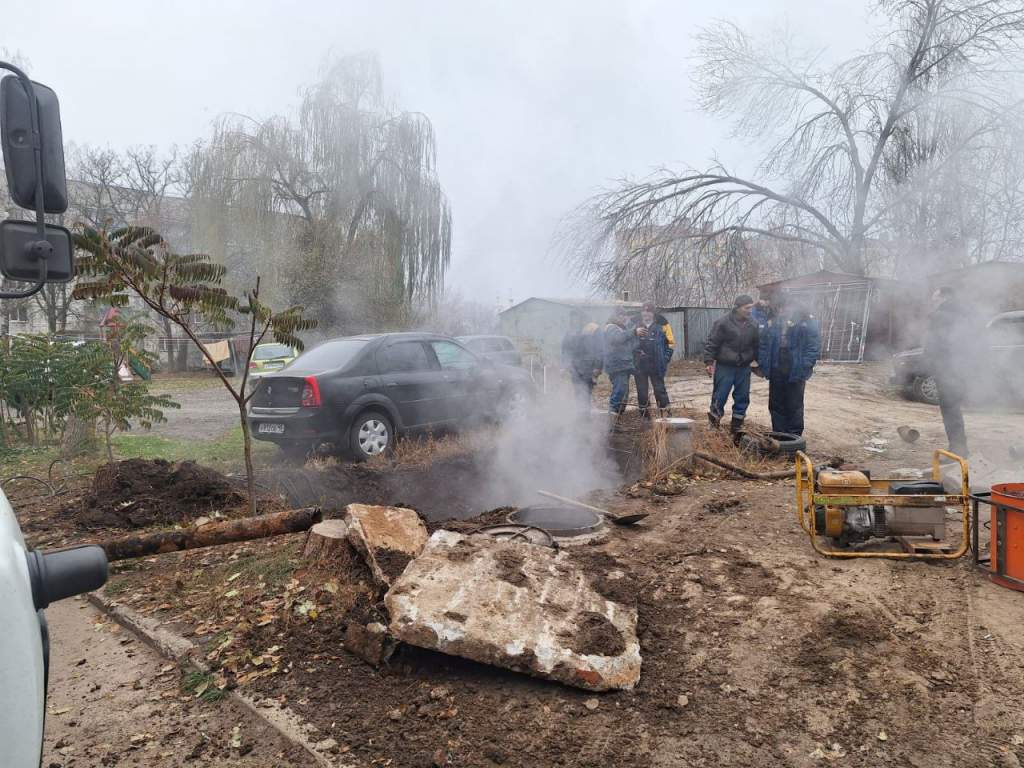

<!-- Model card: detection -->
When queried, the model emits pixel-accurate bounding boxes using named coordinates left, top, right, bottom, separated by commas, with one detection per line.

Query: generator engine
left=813, top=470, right=947, bottom=547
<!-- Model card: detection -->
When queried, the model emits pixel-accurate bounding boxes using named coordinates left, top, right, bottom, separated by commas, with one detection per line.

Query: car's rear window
left=292, top=339, right=369, bottom=370
left=253, top=343, right=294, bottom=360
left=464, top=339, right=489, bottom=352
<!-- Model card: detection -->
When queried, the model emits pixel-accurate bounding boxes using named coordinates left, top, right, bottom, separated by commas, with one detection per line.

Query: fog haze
left=3, top=0, right=871, bottom=305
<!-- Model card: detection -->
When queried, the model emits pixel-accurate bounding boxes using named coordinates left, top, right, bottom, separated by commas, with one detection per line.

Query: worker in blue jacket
left=603, top=312, right=640, bottom=414
left=757, top=298, right=820, bottom=437
left=633, top=302, right=672, bottom=417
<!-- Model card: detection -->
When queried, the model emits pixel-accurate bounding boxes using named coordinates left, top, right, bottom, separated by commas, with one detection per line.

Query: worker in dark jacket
left=758, top=298, right=820, bottom=436
left=704, top=295, right=760, bottom=432
left=603, top=313, right=639, bottom=414
left=925, top=286, right=976, bottom=457
left=561, top=312, right=603, bottom=410
left=633, top=302, right=671, bottom=417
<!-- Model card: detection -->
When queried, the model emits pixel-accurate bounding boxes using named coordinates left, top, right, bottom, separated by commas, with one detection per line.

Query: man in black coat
left=925, top=286, right=976, bottom=457
left=704, top=295, right=760, bottom=433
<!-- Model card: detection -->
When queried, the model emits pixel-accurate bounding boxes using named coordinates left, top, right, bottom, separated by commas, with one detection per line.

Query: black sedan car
left=891, top=310, right=1024, bottom=404
left=247, top=332, right=535, bottom=459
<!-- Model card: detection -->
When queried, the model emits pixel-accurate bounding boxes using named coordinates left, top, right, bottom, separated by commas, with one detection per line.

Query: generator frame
left=795, top=449, right=970, bottom=559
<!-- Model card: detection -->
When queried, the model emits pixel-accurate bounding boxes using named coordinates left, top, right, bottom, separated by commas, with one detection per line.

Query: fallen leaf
left=227, top=573, right=241, bottom=582
left=224, top=589, right=240, bottom=599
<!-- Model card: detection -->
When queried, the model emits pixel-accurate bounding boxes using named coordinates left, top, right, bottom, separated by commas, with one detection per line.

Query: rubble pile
left=385, top=530, right=641, bottom=691
left=318, top=504, right=643, bottom=690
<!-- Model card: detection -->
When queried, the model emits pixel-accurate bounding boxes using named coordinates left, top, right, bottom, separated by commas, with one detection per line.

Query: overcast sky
left=4, top=0, right=872, bottom=307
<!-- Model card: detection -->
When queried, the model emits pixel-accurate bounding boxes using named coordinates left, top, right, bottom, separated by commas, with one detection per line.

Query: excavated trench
left=265, top=431, right=642, bottom=524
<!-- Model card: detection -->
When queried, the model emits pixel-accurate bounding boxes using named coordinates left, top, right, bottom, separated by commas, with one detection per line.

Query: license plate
left=258, top=423, right=285, bottom=434
left=264, top=361, right=284, bottom=369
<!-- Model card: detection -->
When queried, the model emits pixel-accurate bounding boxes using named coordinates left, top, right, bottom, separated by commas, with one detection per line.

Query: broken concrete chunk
left=344, top=504, right=429, bottom=588
left=343, top=621, right=396, bottom=667
left=384, top=531, right=641, bottom=691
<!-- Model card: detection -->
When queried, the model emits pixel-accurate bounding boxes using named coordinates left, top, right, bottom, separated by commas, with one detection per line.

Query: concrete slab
left=344, top=504, right=429, bottom=589
left=384, top=531, right=641, bottom=691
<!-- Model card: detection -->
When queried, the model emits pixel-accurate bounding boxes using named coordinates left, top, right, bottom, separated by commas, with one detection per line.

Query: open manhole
left=507, top=505, right=604, bottom=539
left=475, top=524, right=557, bottom=548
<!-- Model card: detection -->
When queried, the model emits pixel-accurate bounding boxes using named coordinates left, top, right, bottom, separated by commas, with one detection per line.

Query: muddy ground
left=18, top=363, right=1024, bottom=767
left=42, top=597, right=316, bottom=768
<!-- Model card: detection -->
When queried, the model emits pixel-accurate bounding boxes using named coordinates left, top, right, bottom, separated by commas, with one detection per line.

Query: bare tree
left=565, top=0, right=1024, bottom=296
left=66, top=143, right=198, bottom=366
left=191, top=53, right=452, bottom=332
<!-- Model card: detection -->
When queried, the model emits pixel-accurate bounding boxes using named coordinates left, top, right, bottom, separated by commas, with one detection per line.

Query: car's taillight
left=248, top=361, right=257, bottom=369
left=301, top=376, right=321, bottom=407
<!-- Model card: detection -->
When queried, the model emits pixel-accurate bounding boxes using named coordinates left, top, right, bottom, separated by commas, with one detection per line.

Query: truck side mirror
left=0, top=75, right=68, bottom=214
left=0, top=219, right=73, bottom=282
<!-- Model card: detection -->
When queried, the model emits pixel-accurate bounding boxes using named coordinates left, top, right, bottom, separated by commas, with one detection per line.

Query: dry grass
left=369, top=428, right=495, bottom=469
left=632, top=407, right=789, bottom=481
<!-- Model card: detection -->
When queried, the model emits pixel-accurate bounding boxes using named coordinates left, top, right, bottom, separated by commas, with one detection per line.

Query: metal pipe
left=693, top=450, right=792, bottom=480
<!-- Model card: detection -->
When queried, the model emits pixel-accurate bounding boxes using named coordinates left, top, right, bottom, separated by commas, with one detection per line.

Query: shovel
left=536, top=489, right=649, bottom=525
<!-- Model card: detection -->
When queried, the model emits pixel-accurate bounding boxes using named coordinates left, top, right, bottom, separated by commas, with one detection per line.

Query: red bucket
left=989, top=483, right=1024, bottom=591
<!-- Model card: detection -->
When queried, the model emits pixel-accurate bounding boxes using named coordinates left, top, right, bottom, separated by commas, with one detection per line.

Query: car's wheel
left=349, top=411, right=393, bottom=461
left=767, top=431, right=807, bottom=455
left=912, top=375, right=940, bottom=405
left=500, top=387, right=531, bottom=421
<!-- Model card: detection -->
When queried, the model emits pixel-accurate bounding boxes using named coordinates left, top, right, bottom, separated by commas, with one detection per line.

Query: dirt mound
left=67, top=459, right=246, bottom=530
left=270, top=455, right=490, bottom=521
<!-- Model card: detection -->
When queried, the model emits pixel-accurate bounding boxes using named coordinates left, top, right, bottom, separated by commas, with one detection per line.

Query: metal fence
left=660, top=307, right=731, bottom=359
left=786, top=285, right=872, bottom=362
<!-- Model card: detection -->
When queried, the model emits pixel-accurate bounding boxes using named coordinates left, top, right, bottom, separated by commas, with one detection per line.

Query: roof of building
left=928, top=261, right=1024, bottom=280
left=757, top=269, right=897, bottom=291
left=500, top=297, right=644, bottom=314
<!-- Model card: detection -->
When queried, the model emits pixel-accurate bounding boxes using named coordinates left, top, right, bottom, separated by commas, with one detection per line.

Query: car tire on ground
left=500, top=387, right=532, bottom=421
left=348, top=410, right=393, bottom=461
left=911, top=375, right=940, bottom=406
left=767, top=431, right=806, bottom=455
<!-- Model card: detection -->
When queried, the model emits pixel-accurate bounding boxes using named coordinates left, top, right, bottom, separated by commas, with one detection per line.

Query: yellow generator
left=795, top=450, right=970, bottom=559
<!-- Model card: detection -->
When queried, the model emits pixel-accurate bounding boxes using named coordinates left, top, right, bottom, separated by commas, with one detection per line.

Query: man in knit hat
left=633, top=302, right=672, bottom=417
left=703, top=294, right=760, bottom=433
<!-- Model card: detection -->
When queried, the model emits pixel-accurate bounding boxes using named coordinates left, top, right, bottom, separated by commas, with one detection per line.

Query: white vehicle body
left=0, top=487, right=46, bottom=768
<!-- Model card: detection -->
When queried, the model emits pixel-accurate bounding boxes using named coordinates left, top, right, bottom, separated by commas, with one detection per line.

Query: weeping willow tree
left=191, top=54, right=452, bottom=332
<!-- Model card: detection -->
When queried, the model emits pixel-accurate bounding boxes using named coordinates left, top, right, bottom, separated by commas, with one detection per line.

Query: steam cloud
left=473, top=382, right=623, bottom=509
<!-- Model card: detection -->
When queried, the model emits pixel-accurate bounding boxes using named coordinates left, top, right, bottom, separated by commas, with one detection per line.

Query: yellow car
left=248, top=342, right=298, bottom=381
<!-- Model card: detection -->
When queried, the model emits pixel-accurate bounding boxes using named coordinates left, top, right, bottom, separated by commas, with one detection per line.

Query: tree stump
left=304, top=519, right=363, bottom=572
